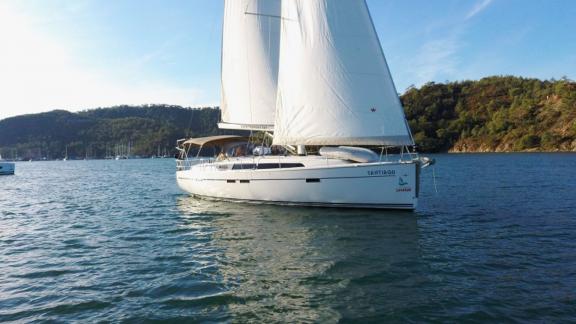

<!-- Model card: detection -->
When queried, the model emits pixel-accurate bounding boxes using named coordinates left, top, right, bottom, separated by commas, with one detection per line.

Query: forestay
left=273, top=0, right=414, bottom=146
left=220, top=0, right=281, bottom=130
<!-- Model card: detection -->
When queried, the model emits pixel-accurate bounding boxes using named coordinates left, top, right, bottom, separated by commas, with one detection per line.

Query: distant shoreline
left=1, top=76, right=574, bottom=159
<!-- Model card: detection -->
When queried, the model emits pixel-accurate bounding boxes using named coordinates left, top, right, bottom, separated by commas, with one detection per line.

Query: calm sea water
left=1, top=154, right=575, bottom=322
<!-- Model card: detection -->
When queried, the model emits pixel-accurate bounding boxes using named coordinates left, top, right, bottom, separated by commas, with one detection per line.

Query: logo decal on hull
left=397, top=175, right=412, bottom=192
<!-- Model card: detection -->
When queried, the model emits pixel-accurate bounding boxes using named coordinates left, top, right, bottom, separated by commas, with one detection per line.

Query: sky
left=0, top=0, right=575, bottom=120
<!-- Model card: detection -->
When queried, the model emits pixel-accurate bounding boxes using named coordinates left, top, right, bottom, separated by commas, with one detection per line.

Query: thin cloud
left=405, top=0, right=496, bottom=87
left=412, top=36, right=460, bottom=86
left=466, top=0, right=494, bottom=20
left=126, top=34, right=188, bottom=72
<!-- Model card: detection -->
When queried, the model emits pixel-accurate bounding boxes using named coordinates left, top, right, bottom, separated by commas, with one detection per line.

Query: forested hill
left=0, top=105, right=222, bottom=160
left=0, top=76, right=575, bottom=159
left=403, top=76, right=576, bottom=152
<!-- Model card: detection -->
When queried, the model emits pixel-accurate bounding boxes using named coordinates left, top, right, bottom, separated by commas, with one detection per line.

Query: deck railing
left=176, top=158, right=215, bottom=171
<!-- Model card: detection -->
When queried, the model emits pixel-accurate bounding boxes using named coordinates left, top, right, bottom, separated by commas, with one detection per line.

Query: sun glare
left=0, top=2, right=201, bottom=119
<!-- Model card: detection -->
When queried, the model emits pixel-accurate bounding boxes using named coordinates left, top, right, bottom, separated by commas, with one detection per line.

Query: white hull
left=176, top=156, right=419, bottom=210
left=0, top=162, right=15, bottom=175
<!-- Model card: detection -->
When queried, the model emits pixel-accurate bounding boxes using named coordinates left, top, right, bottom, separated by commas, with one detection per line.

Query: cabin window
left=232, top=164, right=255, bottom=170
left=232, top=163, right=304, bottom=170
left=254, top=163, right=277, bottom=170
left=278, top=163, right=305, bottom=169
left=306, top=178, right=321, bottom=183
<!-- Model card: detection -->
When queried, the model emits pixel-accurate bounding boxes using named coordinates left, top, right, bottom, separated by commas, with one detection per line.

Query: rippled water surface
left=1, top=154, right=576, bottom=322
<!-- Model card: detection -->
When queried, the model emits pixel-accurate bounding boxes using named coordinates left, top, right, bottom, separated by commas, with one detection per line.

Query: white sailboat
left=176, top=0, right=433, bottom=210
left=0, top=153, right=15, bottom=175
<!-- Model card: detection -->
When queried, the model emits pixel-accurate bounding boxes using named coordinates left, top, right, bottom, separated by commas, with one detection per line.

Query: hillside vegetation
left=403, top=76, right=576, bottom=152
left=0, top=76, right=574, bottom=159
left=0, top=105, right=221, bottom=159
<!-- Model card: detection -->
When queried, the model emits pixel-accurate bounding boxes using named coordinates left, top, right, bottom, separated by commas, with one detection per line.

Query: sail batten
left=272, top=0, right=414, bottom=146
left=220, top=0, right=281, bottom=129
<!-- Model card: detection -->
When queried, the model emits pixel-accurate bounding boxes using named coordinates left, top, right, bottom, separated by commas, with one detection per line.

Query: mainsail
left=273, top=0, right=414, bottom=146
left=220, top=0, right=281, bottom=131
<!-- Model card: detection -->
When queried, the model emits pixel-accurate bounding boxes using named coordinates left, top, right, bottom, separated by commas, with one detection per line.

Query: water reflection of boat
left=176, top=196, right=422, bottom=321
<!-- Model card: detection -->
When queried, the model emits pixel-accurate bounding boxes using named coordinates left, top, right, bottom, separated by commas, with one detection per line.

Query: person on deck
left=234, top=145, right=246, bottom=157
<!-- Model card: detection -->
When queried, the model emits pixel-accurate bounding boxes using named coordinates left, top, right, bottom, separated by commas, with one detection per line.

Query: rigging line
left=188, top=3, right=221, bottom=136
left=185, top=109, right=195, bottom=137
left=363, top=0, right=415, bottom=145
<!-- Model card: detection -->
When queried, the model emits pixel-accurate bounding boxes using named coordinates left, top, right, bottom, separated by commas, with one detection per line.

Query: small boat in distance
left=0, top=154, right=15, bottom=175
left=176, top=0, right=433, bottom=209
